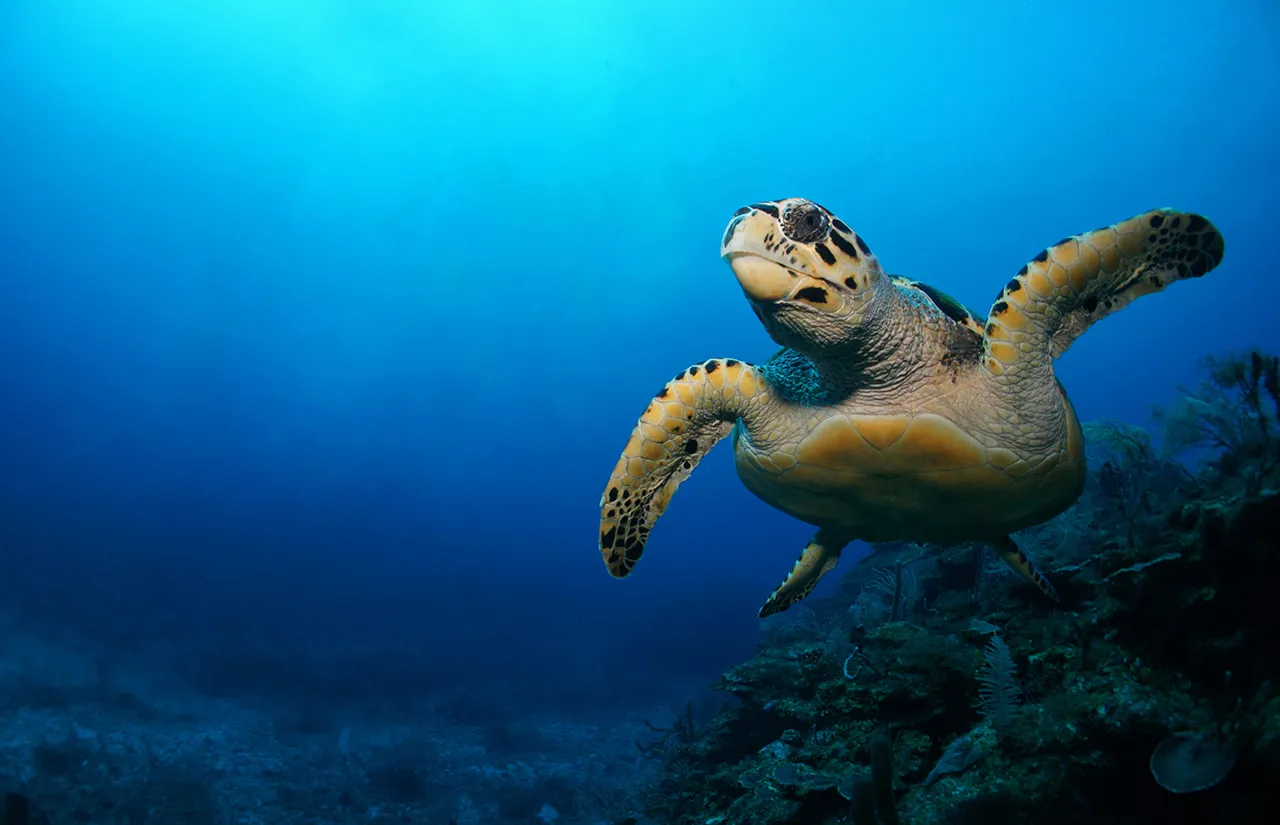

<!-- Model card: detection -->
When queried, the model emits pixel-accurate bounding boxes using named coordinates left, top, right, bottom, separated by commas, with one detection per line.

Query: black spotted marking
left=915, top=281, right=979, bottom=326
left=992, top=300, right=1009, bottom=315
left=1032, top=249, right=1048, bottom=263
left=656, top=387, right=669, bottom=399
left=608, top=487, right=619, bottom=502
left=831, top=218, right=852, bottom=234
left=855, top=235, right=872, bottom=256
left=828, top=231, right=860, bottom=260
left=601, top=526, right=617, bottom=548
left=673, top=369, right=686, bottom=381
left=606, top=508, right=615, bottom=517
left=1082, top=295, right=1099, bottom=313
left=750, top=202, right=780, bottom=218
left=688, top=365, right=699, bottom=376
left=1006, top=278, right=1022, bottom=293
left=725, top=359, right=740, bottom=367
left=685, top=439, right=698, bottom=455
left=813, top=243, right=836, bottom=265
left=794, top=286, right=829, bottom=304
left=704, top=360, right=719, bottom=374
left=844, top=277, right=858, bottom=289
left=985, top=322, right=996, bottom=337
left=733, top=206, right=750, bottom=216
left=1171, top=216, right=1182, bottom=229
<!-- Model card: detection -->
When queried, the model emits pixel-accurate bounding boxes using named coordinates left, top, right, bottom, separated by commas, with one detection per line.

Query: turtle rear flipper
left=759, top=529, right=849, bottom=618
left=982, top=209, right=1224, bottom=378
left=599, top=359, right=769, bottom=578
left=989, top=535, right=1059, bottom=601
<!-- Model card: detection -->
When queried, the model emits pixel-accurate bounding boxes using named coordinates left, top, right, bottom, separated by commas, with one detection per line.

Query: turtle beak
left=722, top=207, right=800, bottom=303
left=721, top=212, right=748, bottom=254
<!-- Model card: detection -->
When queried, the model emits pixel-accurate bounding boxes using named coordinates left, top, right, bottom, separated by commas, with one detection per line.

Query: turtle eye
left=782, top=203, right=829, bottom=243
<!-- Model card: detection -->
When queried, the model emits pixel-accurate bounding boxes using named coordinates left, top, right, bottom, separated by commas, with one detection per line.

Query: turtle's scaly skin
left=600, top=199, right=1225, bottom=617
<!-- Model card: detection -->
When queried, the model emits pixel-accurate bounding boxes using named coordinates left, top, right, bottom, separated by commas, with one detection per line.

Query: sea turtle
left=598, top=198, right=1225, bottom=617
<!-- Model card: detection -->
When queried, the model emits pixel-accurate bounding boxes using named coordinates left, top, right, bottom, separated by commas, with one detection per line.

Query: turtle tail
left=981, top=209, right=1224, bottom=379
left=599, top=359, right=769, bottom=579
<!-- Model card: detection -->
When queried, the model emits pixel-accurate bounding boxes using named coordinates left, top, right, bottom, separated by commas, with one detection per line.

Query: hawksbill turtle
left=598, top=198, right=1225, bottom=617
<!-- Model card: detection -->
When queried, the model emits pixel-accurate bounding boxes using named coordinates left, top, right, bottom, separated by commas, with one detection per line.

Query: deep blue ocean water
left=1, top=1, right=1278, bottom=821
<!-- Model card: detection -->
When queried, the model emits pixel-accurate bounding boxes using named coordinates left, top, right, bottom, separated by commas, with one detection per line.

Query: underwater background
left=1, top=1, right=1278, bottom=823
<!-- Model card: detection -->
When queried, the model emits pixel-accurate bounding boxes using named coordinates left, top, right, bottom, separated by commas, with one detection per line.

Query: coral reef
left=634, top=350, right=1280, bottom=825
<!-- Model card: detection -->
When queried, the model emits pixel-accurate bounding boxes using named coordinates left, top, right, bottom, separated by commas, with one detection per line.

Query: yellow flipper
left=599, top=359, right=768, bottom=578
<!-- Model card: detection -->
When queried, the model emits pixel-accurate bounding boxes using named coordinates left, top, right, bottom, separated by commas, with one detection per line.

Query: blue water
left=1, top=0, right=1277, bottom=818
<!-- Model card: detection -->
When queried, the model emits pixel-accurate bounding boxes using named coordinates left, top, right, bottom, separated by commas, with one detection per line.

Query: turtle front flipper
left=600, top=359, right=769, bottom=578
left=990, top=535, right=1059, bottom=601
left=982, top=209, right=1224, bottom=379
left=759, top=529, right=850, bottom=618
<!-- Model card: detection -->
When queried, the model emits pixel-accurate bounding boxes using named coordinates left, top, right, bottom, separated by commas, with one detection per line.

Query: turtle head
left=721, top=198, right=885, bottom=351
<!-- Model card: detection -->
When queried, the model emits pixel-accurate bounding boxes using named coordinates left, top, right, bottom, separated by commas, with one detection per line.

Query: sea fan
left=976, top=634, right=1021, bottom=732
